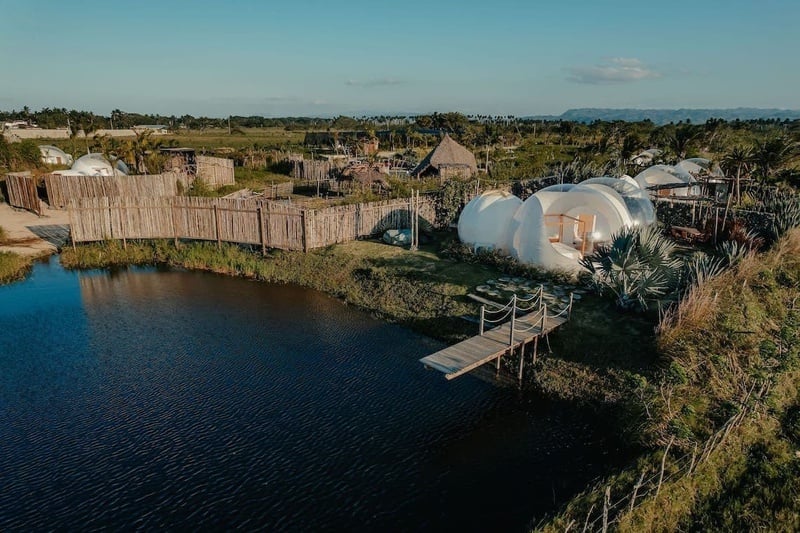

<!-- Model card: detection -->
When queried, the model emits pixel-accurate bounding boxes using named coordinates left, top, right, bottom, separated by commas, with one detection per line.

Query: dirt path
left=0, top=202, right=71, bottom=257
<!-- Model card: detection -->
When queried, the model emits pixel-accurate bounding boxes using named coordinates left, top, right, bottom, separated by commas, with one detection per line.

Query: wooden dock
left=420, top=292, right=572, bottom=381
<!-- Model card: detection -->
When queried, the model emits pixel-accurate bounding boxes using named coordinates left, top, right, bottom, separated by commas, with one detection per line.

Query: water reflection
left=0, top=260, right=627, bottom=532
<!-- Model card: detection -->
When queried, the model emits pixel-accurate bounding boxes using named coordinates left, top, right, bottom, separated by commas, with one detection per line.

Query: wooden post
left=602, top=486, right=610, bottom=533
left=509, top=294, right=517, bottom=346
left=518, top=340, right=525, bottom=383
left=629, top=471, right=646, bottom=512
left=532, top=335, right=539, bottom=365
left=656, top=436, right=675, bottom=497
left=213, top=204, right=221, bottom=248
left=171, top=203, right=179, bottom=247
left=257, top=206, right=265, bottom=256
left=479, top=306, right=485, bottom=336
left=568, top=293, right=574, bottom=320
left=301, top=209, right=309, bottom=252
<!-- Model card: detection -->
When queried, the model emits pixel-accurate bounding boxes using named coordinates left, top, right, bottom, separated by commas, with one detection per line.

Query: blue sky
left=1, top=0, right=798, bottom=117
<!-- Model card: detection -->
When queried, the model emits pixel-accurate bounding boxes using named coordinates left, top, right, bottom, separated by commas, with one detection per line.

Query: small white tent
left=675, top=158, right=724, bottom=179
left=53, top=153, right=129, bottom=177
left=634, top=164, right=699, bottom=197
left=457, top=190, right=522, bottom=253
left=507, top=184, right=634, bottom=272
left=39, top=145, right=73, bottom=166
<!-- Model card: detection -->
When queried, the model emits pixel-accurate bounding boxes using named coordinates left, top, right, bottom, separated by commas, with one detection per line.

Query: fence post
left=213, top=204, right=221, bottom=248
left=258, top=206, right=266, bottom=256
left=479, top=306, right=485, bottom=336
left=171, top=202, right=179, bottom=247
left=509, top=294, right=517, bottom=346
left=301, top=209, right=309, bottom=252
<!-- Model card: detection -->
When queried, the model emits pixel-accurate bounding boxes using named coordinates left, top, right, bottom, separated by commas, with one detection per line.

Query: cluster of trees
left=0, top=137, right=42, bottom=172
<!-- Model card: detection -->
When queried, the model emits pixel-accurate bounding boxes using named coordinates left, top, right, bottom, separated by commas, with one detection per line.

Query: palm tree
left=721, top=145, right=752, bottom=204
left=751, top=137, right=796, bottom=181
left=666, top=125, right=698, bottom=161
left=614, top=134, right=642, bottom=176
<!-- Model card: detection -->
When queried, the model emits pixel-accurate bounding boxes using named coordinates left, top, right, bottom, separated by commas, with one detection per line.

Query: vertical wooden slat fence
left=44, top=173, right=185, bottom=209
left=196, top=156, right=235, bottom=188
left=4, top=172, right=42, bottom=215
left=68, top=196, right=436, bottom=252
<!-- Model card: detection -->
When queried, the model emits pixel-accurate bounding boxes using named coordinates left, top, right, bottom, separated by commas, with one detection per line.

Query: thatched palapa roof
left=412, top=134, right=477, bottom=177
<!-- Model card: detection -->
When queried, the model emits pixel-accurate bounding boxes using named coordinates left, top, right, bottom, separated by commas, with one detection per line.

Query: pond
left=0, top=259, right=628, bottom=531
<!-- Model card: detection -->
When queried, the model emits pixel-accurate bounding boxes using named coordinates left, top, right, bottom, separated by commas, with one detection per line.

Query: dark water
left=0, top=259, right=627, bottom=532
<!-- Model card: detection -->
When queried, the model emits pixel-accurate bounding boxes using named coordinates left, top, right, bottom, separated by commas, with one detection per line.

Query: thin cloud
left=345, top=77, right=406, bottom=88
left=567, top=58, right=661, bottom=84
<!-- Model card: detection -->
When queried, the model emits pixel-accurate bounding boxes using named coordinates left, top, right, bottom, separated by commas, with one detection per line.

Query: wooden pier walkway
left=420, top=291, right=572, bottom=381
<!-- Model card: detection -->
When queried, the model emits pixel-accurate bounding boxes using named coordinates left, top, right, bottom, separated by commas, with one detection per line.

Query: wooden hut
left=412, top=133, right=477, bottom=180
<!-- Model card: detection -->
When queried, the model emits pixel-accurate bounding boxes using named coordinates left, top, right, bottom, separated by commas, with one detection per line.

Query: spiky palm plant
left=581, top=225, right=682, bottom=311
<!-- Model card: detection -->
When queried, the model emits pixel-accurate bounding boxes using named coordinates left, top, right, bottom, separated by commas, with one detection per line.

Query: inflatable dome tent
left=507, top=183, right=634, bottom=272
left=634, top=164, right=698, bottom=197
left=53, top=153, right=129, bottom=177
left=675, top=158, right=724, bottom=179
left=581, top=177, right=656, bottom=227
left=457, top=190, right=522, bottom=253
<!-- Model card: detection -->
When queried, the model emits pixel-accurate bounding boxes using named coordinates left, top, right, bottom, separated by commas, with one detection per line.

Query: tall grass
left=0, top=251, right=32, bottom=284
left=536, top=228, right=800, bottom=532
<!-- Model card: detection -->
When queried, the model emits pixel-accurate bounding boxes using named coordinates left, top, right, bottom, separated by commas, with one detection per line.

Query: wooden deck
left=420, top=311, right=568, bottom=380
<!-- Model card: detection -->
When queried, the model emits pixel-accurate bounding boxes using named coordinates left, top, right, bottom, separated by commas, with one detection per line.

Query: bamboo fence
left=4, top=172, right=42, bottom=215
left=44, top=173, right=186, bottom=209
left=196, top=156, right=235, bottom=187
left=68, top=196, right=436, bottom=253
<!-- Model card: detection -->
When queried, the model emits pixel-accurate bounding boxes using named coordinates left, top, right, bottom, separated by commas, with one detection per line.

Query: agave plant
left=581, top=225, right=682, bottom=311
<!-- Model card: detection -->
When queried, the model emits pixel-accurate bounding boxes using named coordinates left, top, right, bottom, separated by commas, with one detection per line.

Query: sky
left=1, top=0, right=799, bottom=117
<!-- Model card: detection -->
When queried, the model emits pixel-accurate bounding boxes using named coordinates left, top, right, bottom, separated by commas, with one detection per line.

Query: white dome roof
left=676, top=158, right=724, bottom=178
left=581, top=177, right=656, bottom=226
left=634, top=165, right=698, bottom=197
left=457, top=190, right=521, bottom=253
left=70, top=153, right=127, bottom=176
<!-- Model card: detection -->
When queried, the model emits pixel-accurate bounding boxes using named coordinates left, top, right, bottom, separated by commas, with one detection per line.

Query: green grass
left=535, top=228, right=800, bottom=532
left=0, top=251, right=32, bottom=284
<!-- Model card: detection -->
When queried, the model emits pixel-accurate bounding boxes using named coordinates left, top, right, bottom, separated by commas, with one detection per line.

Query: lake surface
left=0, top=259, right=627, bottom=531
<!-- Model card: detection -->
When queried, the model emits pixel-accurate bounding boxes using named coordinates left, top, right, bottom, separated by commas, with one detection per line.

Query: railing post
left=509, top=294, right=517, bottom=346
left=568, top=293, right=574, bottom=320
left=541, top=304, right=547, bottom=332
left=479, top=305, right=485, bottom=336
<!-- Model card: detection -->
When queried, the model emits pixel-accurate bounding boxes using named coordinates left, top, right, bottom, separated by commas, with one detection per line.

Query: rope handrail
left=482, top=307, right=514, bottom=324
left=548, top=305, right=571, bottom=319
left=482, top=298, right=515, bottom=314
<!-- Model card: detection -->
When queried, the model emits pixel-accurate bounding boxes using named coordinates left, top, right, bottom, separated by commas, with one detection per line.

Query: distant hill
left=526, top=108, right=800, bottom=124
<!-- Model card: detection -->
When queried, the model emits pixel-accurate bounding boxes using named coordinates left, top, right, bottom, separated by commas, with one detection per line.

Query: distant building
left=133, top=124, right=169, bottom=135
left=412, top=134, right=477, bottom=180
left=39, top=145, right=74, bottom=166
left=3, top=120, right=38, bottom=130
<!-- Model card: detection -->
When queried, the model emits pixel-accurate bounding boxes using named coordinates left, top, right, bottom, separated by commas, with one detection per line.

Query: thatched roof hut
left=412, top=134, right=477, bottom=179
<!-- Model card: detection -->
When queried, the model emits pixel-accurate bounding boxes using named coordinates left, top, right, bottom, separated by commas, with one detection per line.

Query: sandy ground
left=0, top=202, right=71, bottom=257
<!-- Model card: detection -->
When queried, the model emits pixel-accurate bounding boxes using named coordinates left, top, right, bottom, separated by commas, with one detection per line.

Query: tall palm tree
left=721, top=145, right=752, bottom=204
left=666, top=125, right=698, bottom=161
left=614, top=134, right=642, bottom=176
left=751, top=137, right=796, bottom=181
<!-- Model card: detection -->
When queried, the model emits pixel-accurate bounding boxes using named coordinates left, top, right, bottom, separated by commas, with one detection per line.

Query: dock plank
left=420, top=308, right=570, bottom=380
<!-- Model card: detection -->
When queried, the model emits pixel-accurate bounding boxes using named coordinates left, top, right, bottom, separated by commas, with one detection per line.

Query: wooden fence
left=44, top=173, right=184, bottom=209
left=68, top=196, right=436, bottom=252
left=4, top=172, right=42, bottom=215
left=197, top=156, right=235, bottom=188
left=291, top=159, right=345, bottom=181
